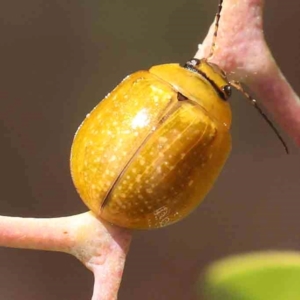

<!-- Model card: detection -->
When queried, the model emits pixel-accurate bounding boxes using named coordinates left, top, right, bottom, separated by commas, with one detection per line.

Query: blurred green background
left=0, top=0, right=299, bottom=299
left=202, top=251, right=300, bottom=300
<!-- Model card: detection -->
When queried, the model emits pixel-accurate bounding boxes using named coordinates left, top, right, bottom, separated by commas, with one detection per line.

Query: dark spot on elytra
left=177, top=92, right=188, bottom=102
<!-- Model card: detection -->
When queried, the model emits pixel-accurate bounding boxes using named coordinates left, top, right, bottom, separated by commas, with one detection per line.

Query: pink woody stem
left=197, top=0, right=300, bottom=146
left=68, top=213, right=132, bottom=300
left=0, top=214, right=76, bottom=252
left=0, top=212, right=132, bottom=300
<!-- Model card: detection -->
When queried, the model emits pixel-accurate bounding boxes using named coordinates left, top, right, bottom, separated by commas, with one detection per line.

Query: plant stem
left=0, top=212, right=132, bottom=300
left=198, top=0, right=300, bottom=147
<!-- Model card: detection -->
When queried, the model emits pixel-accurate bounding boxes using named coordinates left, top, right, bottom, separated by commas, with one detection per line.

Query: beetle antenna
left=207, top=0, right=224, bottom=59
left=230, top=80, right=289, bottom=154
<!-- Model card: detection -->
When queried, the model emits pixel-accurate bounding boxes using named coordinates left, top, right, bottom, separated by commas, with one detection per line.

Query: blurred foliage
left=200, top=251, right=300, bottom=300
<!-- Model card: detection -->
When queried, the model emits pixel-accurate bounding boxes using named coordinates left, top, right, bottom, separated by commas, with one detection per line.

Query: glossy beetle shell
left=70, top=61, right=232, bottom=229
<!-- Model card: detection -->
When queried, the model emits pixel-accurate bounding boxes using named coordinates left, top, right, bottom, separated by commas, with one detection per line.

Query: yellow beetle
left=70, top=58, right=232, bottom=229
left=70, top=0, right=288, bottom=229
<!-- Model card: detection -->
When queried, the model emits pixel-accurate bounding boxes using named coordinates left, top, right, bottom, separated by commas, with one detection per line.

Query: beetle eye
left=222, top=85, right=232, bottom=100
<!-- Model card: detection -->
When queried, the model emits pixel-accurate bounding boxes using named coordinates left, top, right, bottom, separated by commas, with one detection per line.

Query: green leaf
left=200, top=251, right=300, bottom=300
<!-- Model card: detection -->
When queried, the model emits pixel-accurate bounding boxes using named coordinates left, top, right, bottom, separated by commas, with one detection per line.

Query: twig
left=197, top=0, right=300, bottom=147
left=0, top=212, right=132, bottom=300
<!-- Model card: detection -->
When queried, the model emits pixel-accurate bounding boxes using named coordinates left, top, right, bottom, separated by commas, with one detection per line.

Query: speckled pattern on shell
left=70, top=71, right=177, bottom=214
left=102, top=100, right=231, bottom=228
left=71, top=65, right=231, bottom=229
